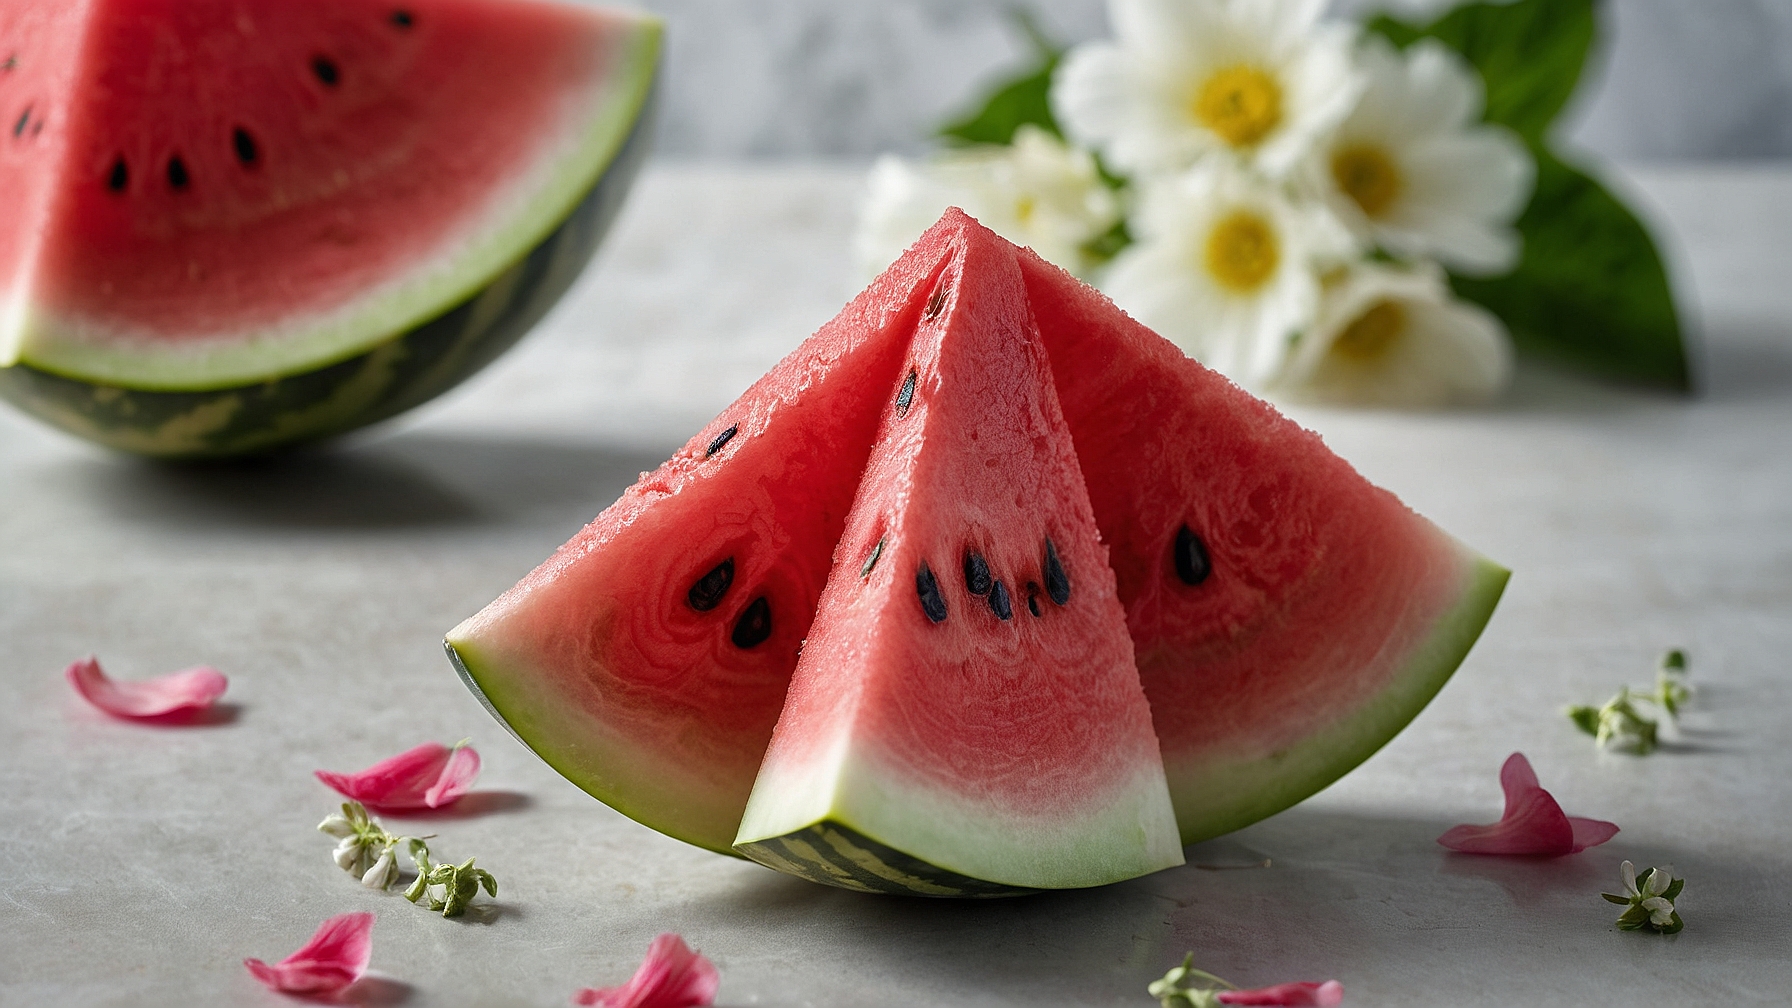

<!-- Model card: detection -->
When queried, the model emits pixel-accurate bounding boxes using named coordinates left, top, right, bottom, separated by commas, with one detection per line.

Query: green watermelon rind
left=0, top=77, right=657, bottom=458
left=445, top=635, right=753, bottom=859
left=1167, top=553, right=1509, bottom=845
left=9, top=18, right=661, bottom=392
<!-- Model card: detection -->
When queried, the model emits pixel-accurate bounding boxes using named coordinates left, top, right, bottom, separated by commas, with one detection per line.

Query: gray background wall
left=608, top=0, right=1792, bottom=161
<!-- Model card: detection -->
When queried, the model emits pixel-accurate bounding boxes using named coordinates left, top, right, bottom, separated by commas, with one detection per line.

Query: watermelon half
left=0, top=0, right=658, bottom=457
left=446, top=211, right=1507, bottom=893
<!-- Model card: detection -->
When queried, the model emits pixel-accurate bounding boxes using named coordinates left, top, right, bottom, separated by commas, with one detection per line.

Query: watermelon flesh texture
left=733, top=226, right=1182, bottom=893
left=445, top=210, right=1506, bottom=887
left=0, top=0, right=659, bottom=390
left=1014, top=247, right=1510, bottom=843
left=446, top=238, right=956, bottom=854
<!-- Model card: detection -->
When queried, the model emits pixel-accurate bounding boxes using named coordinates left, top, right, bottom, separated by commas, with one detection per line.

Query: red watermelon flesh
left=447, top=210, right=1505, bottom=886
left=0, top=0, right=658, bottom=389
left=733, top=222, right=1181, bottom=891
left=447, top=237, right=955, bottom=853
left=1016, top=247, right=1507, bottom=843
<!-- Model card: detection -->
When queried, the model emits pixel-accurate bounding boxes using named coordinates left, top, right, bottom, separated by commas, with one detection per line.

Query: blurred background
left=606, top=0, right=1792, bottom=162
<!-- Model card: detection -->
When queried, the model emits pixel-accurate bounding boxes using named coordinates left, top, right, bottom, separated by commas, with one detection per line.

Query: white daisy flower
left=1103, top=160, right=1354, bottom=384
left=1313, top=36, right=1534, bottom=275
left=853, top=125, right=1121, bottom=279
left=1268, top=259, right=1511, bottom=407
left=1053, top=0, right=1363, bottom=178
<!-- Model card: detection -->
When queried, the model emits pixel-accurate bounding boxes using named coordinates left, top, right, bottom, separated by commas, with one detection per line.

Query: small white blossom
left=854, top=125, right=1120, bottom=279
left=317, top=813, right=357, bottom=839
left=1266, top=260, right=1511, bottom=407
left=1103, top=159, right=1353, bottom=385
left=333, top=836, right=367, bottom=872
left=360, top=847, right=396, bottom=890
left=1607, top=860, right=1684, bottom=933
left=1306, top=36, right=1533, bottom=274
left=1055, top=0, right=1362, bottom=178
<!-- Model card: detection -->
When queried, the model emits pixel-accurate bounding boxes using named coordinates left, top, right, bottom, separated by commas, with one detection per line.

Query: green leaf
left=937, top=11, right=1064, bottom=146
left=1371, top=0, right=1690, bottom=390
left=1453, top=151, right=1688, bottom=389
left=1567, top=706, right=1600, bottom=736
left=1368, top=0, right=1595, bottom=144
left=1601, top=892, right=1631, bottom=906
left=1663, top=878, right=1684, bottom=901
left=1661, top=912, right=1684, bottom=934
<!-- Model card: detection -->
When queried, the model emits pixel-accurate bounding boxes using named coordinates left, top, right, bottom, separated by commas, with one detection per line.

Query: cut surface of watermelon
left=446, top=236, right=955, bottom=854
left=0, top=0, right=658, bottom=390
left=732, top=222, right=1182, bottom=893
left=445, top=210, right=1506, bottom=890
left=1015, top=248, right=1509, bottom=843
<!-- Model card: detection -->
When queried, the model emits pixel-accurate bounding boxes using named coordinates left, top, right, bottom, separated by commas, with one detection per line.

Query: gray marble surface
left=3, top=161, right=1791, bottom=1006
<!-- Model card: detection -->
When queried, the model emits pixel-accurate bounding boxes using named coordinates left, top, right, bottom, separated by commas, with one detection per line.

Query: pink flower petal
left=243, top=912, right=373, bottom=996
left=572, top=934, right=719, bottom=1008
left=65, top=656, right=227, bottom=719
left=1218, top=980, right=1345, bottom=1006
left=316, top=741, right=480, bottom=810
left=1438, top=753, right=1618, bottom=855
left=424, top=742, right=482, bottom=808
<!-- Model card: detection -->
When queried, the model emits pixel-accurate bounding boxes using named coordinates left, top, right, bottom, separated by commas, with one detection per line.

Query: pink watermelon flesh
left=0, top=0, right=657, bottom=388
left=447, top=237, right=955, bottom=853
left=733, top=222, right=1181, bottom=890
left=1015, top=247, right=1507, bottom=843
left=447, top=210, right=1505, bottom=872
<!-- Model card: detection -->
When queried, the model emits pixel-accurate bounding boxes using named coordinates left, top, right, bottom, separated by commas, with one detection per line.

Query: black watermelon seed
left=988, top=580, right=1013, bottom=621
left=895, top=369, right=917, bottom=417
left=312, top=56, right=340, bottom=86
left=1043, top=538, right=1070, bottom=605
left=232, top=127, right=258, bottom=165
left=924, top=286, right=948, bottom=320
left=861, top=537, right=885, bottom=578
left=705, top=424, right=738, bottom=457
left=166, top=156, right=189, bottom=190
left=1173, top=524, right=1212, bottom=586
left=107, top=157, right=128, bottom=192
left=731, top=596, right=772, bottom=649
left=687, top=557, right=734, bottom=612
left=916, top=562, right=947, bottom=623
left=963, top=551, right=991, bottom=595
left=12, top=106, right=29, bottom=138
left=391, top=9, right=415, bottom=27
left=1026, top=582, right=1042, bottom=618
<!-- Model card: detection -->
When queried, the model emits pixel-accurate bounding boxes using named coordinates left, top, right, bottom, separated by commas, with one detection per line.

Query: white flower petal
left=1621, top=860, right=1641, bottom=898
left=1268, top=259, right=1511, bottom=407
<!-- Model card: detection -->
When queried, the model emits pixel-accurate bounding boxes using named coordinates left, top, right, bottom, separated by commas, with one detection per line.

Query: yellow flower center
left=1331, top=144, right=1402, bottom=218
left=1333, top=299, right=1406, bottom=360
left=1015, top=195, right=1037, bottom=225
left=1203, top=210, right=1280, bottom=293
left=1191, top=65, right=1283, bottom=148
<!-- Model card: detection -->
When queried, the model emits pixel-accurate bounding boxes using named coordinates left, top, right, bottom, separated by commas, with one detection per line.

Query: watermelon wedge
left=732, top=221, right=1181, bottom=894
left=0, top=0, right=658, bottom=457
left=446, top=211, right=1507, bottom=892
left=447, top=238, right=955, bottom=853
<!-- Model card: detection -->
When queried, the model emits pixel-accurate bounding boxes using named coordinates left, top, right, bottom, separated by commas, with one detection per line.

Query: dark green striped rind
left=735, top=821, right=1040, bottom=898
left=0, top=85, right=654, bottom=460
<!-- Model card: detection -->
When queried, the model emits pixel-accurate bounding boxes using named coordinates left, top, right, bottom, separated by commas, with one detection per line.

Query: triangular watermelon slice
left=1016, top=248, right=1509, bottom=843
left=446, top=211, right=1507, bottom=891
left=447, top=235, right=954, bottom=853
left=732, top=219, right=1182, bottom=894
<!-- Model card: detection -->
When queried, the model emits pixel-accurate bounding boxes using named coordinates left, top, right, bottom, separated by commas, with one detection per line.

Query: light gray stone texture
left=2, top=162, right=1791, bottom=1005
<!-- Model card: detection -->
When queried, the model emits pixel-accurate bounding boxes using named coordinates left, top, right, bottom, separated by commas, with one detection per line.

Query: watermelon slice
left=1017, top=250, right=1509, bottom=843
left=446, top=211, right=1507, bottom=892
left=447, top=237, right=956, bottom=854
left=0, top=0, right=658, bottom=457
left=732, top=221, right=1182, bottom=894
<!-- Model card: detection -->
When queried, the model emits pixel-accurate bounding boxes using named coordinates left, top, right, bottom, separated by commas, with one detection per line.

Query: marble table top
left=2, top=161, right=1789, bottom=1006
